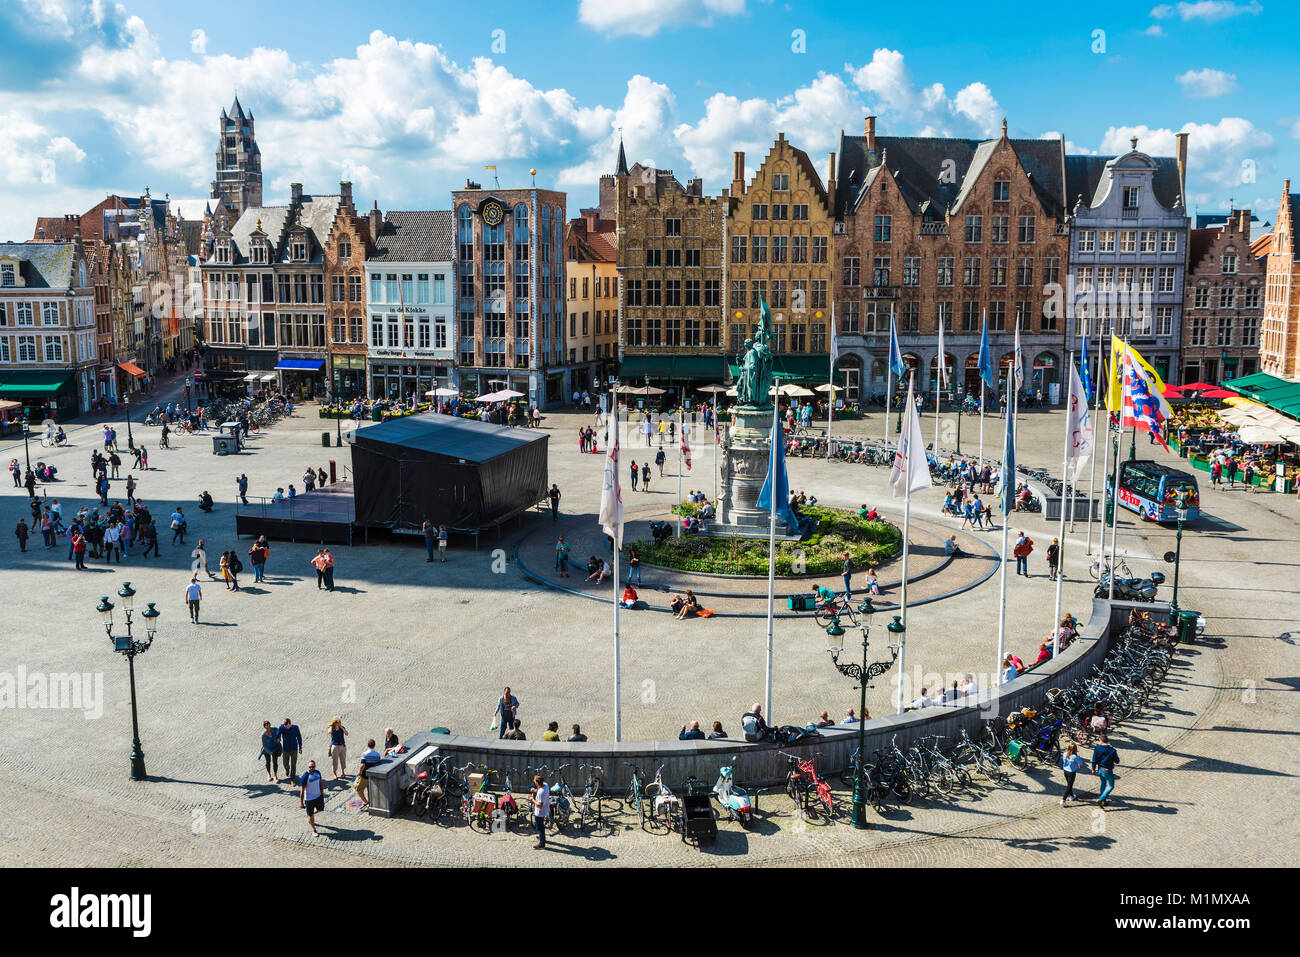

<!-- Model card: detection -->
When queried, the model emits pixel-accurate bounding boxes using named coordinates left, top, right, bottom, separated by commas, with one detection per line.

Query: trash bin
left=1176, top=609, right=1198, bottom=644
left=321, top=431, right=330, bottom=447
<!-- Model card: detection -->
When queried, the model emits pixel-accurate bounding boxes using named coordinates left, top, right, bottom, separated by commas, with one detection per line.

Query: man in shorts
left=300, top=759, right=325, bottom=835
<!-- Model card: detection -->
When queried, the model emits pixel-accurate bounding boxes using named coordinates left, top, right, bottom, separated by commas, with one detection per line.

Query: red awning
left=118, top=361, right=146, bottom=378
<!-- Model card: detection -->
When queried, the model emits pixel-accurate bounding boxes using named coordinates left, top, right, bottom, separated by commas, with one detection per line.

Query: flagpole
left=896, top=372, right=916, bottom=714
left=996, top=374, right=1014, bottom=681
left=1085, top=323, right=1104, bottom=554
left=610, top=383, right=622, bottom=742
left=1052, top=351, right=1074, bottom=658
left=677, top=407, right=683, bottom=538
left=883, top=363, right=892, bottom=452
left=827, top=302, right=835, bottom=459
left=978, top=382, right=985, bottom=472
left=934, top=324, right=943, bottom=457
left=765, top=393, right=779, bottom=720
left=1107, top=344, right=1125, bottom=602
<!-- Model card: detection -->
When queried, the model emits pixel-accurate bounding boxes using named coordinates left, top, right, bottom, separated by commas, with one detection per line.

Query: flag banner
left=977, top=316, right=995, bottom=389
left=830, top=308, right=839, bottom=362
left=1108, top=336, right=1170, bottom=417
left=1000, top=398, right=1017, bottom=514
left=1012, top=320, right=1024, bottom=391
left=599, top=423, right=625, bottom=547
left=1121, top=348, right=1171, bottom=452
left=890, top=379, right=933, bottom=497
left=681, top=422, right=692, bottom=470
left=889, top=315, right=905, bottom=378
left=757, top=423, right=800, bottom=531
left=1079, top=332, right=1093, bottom=400
left=1066, top=360, right=1094, bottom=479
left=937, top=321, right=947, bottom=389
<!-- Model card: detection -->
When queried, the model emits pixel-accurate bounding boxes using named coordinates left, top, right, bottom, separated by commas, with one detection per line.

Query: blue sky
left=1, top=0, right=1295, bottom=239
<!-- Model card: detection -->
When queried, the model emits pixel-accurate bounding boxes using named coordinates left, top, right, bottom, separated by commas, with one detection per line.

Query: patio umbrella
left=1238, top=424, right=1285, bottom=445
left=621, top=385, right=666, bottom=396
left=696, top=384, right=730, bottom=393
left=1195, top=388, right=1237, bottom=400
left=496, top=389, right=525, bottom=399
left=815, top=383, right=844, bottom=393
left=432, top=387, right=459, bottom=396
left=475, top=391, right=503, bottom=403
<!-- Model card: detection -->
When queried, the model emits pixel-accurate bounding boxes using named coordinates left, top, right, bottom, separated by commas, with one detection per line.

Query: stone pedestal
left=710, top=405, right=801, bottom=540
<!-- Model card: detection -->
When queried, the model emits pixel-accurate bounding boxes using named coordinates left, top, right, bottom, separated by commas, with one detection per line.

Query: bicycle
left=780, top=751, right=835, bottom=820
left=577, top=764, right=605, bottom=829
left=467, top=767, right=502, bottom=832
left=547, top=764, right=576, bottom=832
left=625, top=763, right=650, bottom=830
left=643, top=764, right=681, bottom=833
left=813, top=593, right=864, bottom=629
left=1089, top=553, right=1132, bottom=582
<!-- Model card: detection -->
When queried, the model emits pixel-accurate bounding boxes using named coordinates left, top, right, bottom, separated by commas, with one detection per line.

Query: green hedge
left=631, top=505, right=901, bottom=576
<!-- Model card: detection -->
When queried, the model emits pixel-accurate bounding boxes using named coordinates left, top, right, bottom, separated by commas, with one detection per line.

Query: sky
left=1, top=0, right=1296, bottom=240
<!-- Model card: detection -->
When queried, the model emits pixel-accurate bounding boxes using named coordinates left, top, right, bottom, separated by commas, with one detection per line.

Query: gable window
left=216, top=242, right=231, bottom=264
left=1018, top=216, right=1036, bottom=244
left=250, top=242, right=267, bottom=264
left=965, top=216, right=982, bottom=243
left=1123, top=186, right=1140, bottom=209
left=1222, top=250, right=1238, bottom=274
left=792, top=204, right=809, bottom=221
left=991, top=215, right=1009, bottom=243
left=291, top=238, right=307, bottom=262
left=993, top=180, right=1010, bottom=202
left=874, top=215, right=891, bottom=242
left=751, top=204, right=768, bottom=221
left=665, top=218, right=681, bottom=236
left=772, top=174, right=789, bottom=191
left=338, top=240, right=351, bottom=261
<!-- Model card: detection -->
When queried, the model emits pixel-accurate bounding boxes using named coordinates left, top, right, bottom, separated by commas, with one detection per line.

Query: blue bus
left=1110, top=460, right=1201, bottom=523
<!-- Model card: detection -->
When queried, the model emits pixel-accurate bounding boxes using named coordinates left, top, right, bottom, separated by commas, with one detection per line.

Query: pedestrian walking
left=72, top=530, right=86, bottom=569
left=629, top=459, right=639, bottom=491
left=530, top=773, right=551, bottom=849
left=103, top=522, right=120, bottom=564
left=1061, top=742, right=1085, bottom=806
left=641, top=462, right=650, bottom=492
left=1091, top=733, right=1120, bottom=809
left=237, top=473, right=249, bottom=504
left=9, top=458, right=19, bottom=488
left=260, top=720, right=282, bottom=783
left=141, top=520, right=159, bottom=558
left=311, top=549, right=330, bottom=589
left=299, top=760, right=325, bottom=835
left=278, top=718, right=303, bottom=782
left=108, top=451, right=121, bottom=478
left=1046, top=537, right=1060, bottom=581
left=322, top=548, right=335, bottom=591
left=494, top=687, right=520, bottom=740
left=170, top=507, right=187, bottom=544
left=555, top=534, right=571, bottom=577
left=437, top=524, right=448, bottom=562
left=327, top=718, right=349, bottom=779
left=185, top=576, right=202, bottom=622
left=14, top=518, right=29, bottom=552
left=248, top=538, right=267, bottom=582
left=1013, top=531, right=1033, bottom=576
left=655, top=447, right=666, bottom=477
left=548, top=483, right=561, bottom=522
left=139, top=446, right=149, bottom=470
left=125, top=474, right=137, bottom=506
left=118, top=518, right=131, bottom=558
left=841, top=551, right=854, bottom=599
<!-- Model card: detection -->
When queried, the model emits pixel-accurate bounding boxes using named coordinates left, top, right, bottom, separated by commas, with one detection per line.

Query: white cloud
left=845, top=49, right=1002, bottom=138
left=1040, top=131, right=1095, bottom=155
left=1144, top=24, right=1165, bottom=35
left=1150, top=1, right=1262, bottom=22
left=578, top=0, right=746, bottom=37
left=190, top=28, right=206, bottom=54
left=0, top=112, right=86, bottom=187
left=1176, top=67, right=1238, bottom=97
left=1100, top=118, right=1273, bottom=194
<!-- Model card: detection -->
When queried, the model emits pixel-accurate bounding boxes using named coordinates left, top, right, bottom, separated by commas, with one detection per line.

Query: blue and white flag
left=977, top=315, right=995, bottom=390
left=888, top=313, right=905, bottom=378
left=890, top=378, right=933, bottom=498
left=1066, top=360, right=1094, bottom=480
left=1079, top=332, right=1093, bottom=401
left=1000, top=398, right=1017, bottom=515
left=757, top=421, right=800, bottom=531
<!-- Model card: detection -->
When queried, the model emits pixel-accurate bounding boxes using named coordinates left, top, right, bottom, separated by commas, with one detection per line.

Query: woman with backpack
left=1046, top=538, right=1060, bottom=581
left=1061, top=742, right=1085, bottom=806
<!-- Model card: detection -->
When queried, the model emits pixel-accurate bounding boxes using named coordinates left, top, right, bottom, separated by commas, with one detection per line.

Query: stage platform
left=235, top=481, right=357, bottom=545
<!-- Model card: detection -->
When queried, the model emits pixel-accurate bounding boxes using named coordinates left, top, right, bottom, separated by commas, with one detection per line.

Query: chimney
left=368, top=201, right=383, bottom=242
left=340, top=181, right=353, bottom=207
left=290, top=182, right=303, bottom=204
left=732, top=151, right=745, bottom=197
left=584, top=208, right=598, bottom=232
left=1174, top=132, right=1189, bottom=202
left=864, top=115, right=876, bottom=151
left=828, top=151, right=837, bottom=212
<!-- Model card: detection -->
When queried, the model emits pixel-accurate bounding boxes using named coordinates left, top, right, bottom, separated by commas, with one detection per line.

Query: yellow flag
left=1108, top=336, right=1171, bottom=416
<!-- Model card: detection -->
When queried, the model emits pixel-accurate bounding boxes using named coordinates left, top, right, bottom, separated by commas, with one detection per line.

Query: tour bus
left=1110, top=460, right=1201, bottom=523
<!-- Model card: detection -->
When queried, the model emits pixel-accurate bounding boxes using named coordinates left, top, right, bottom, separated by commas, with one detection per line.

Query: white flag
left=830, top=305, right=839, bottom=361
left=1066, top=360, right=1094, bottom=480
left=599, top=422, right=625, bottom=547
left=936, top=321, right=947, bottom=389
left=890, top=379, right=933, bottom=497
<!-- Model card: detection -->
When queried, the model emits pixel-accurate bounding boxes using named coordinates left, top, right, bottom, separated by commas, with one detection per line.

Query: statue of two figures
left=736, top=300, right=776, bottom=408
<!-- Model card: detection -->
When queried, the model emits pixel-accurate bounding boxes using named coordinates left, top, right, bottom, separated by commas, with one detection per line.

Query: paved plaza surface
left=1, top=384, right=1296, bottom=867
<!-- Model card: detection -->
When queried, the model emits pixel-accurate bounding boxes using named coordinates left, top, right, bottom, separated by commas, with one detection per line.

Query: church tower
left=210, top=96, right=263, bottom=221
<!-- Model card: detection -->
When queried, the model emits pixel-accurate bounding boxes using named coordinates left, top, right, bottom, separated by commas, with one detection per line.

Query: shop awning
left=618, top=354, right=728, bottom=381
left=0, top=371, right=75, bottom=396
left=242, top=373, right=259, bottom=382
left=118, top=361, right=146, bottom=378
left=274, top=358, right=324, bottom=371
left=260, top=374, right=276, bottom=382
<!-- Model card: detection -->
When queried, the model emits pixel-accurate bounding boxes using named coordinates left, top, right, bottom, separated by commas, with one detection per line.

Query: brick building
left=832, top=117, right=1068, bottom=405
left=321, top=183, right=373, bottom=400
left=564, top=205, right=620, bottom=395
left=1261, top=182, right=1300, bottom=381
left=614, top=149, right=728, bottom=395
left=451, top=182, right=567, bottom=406
left=725, top=133, right=835, bottom=383
left=364, top=208, right=455, bottom=401
left=1181, top=209, right=1266, bottom=384
left=1065, top=136, right=1189, bottom=385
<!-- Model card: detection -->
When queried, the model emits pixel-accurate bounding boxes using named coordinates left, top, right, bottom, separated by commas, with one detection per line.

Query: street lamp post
left=1169, top=488, right=1189, bottom=614
left=21, top=414, right=32, bottom=475
left=183, top=376, right=192, bottom=415
left=334, top=382, right=343, bottom=448
left=825, top=598, right=900, bottom=829
left=97, top=583, right=160, bottom=781
left=123, top=394, right=134, bottom=451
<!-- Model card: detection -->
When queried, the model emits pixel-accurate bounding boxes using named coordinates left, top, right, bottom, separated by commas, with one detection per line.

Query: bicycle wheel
left=817, top=784, right=835, bottom=819
left=932, top=766, right=955, bottom=795
left=867, top=784, right=886, bottom=814
left=635, top=792, right=646, bottom=828
left=890, top=776, right=912, bottom=805
left=410, top=786, right=428, bottom=817
left=839, top=760, right=857, bottom=788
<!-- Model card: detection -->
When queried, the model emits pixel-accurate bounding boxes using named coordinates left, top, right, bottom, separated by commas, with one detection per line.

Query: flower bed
left=632, top=505, right=901, bottom=576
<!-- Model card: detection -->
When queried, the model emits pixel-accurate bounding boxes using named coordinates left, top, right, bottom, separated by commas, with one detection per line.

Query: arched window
left=513, top=204, right=529, bottom=244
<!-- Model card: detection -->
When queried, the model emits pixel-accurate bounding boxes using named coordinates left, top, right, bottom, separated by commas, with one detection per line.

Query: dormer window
left=251, top=242, right=267, bottom=265
left=292, top=238, right=308, bottom=262
left=216, top=242, right=231, bottom=264
left=0, top=263, right=15, bottom=287
left=1123, top=186, right=1140, bottom=209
